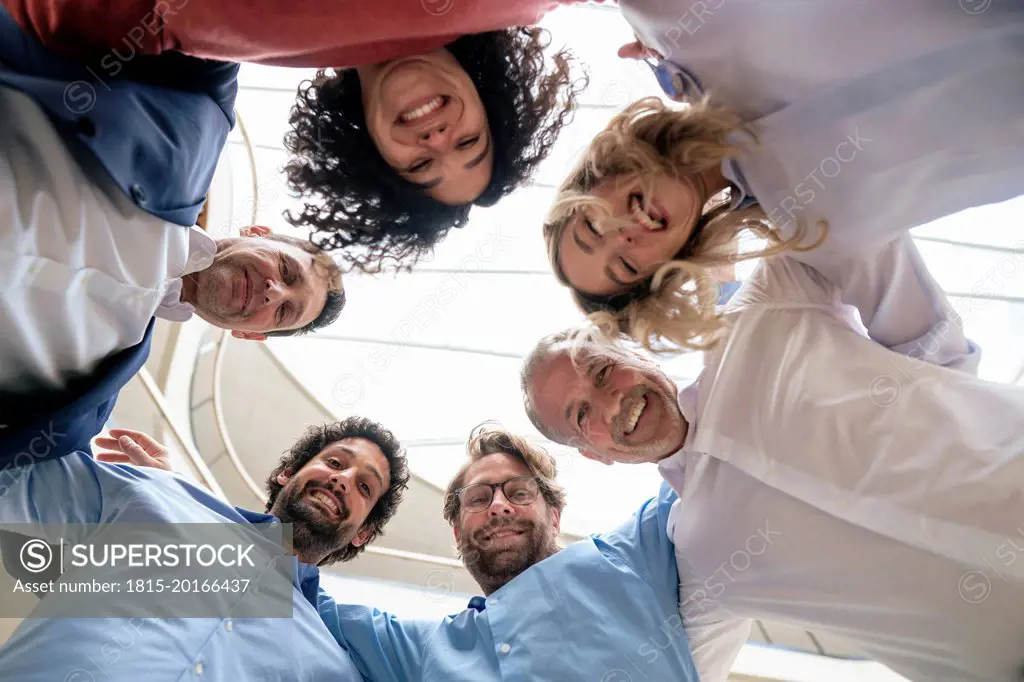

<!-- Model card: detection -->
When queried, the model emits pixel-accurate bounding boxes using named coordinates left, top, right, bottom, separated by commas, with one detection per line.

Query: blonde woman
left=544, top=96, right=989, bottom=366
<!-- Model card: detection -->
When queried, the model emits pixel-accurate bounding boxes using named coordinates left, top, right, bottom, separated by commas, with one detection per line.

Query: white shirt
left=660, top=254, right=1024, bottom=681
left=0, top=86, right=216, bottom=393
left=621, top=0, right=1024, bottom=257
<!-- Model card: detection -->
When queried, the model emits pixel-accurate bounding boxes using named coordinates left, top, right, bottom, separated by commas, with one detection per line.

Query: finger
left=123, top=431, right=164, bottom=453
left=107, top=428, right=148, bottom=442
left=94, top=437, right=124, bottom=451
left=117, top=436, right=160, bottom=467
left=617, top=40, right=647, bottom=60
left=96, top=453, right=131, bottom=463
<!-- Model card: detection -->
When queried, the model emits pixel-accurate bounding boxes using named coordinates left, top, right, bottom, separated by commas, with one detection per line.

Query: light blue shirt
left=317, top=482, right=699, bottom=681
left=0, top=453, right=361, bottom=682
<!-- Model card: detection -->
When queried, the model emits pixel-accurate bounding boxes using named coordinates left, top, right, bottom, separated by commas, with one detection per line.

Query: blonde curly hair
left=544, top=97, right=823, bottom=353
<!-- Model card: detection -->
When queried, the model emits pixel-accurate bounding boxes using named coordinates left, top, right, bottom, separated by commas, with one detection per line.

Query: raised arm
left=315, top=588, right=428, bottom=682
left=789, top=232, right=978, bottom=374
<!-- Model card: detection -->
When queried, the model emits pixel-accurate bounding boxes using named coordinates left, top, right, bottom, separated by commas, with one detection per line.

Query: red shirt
left=5, top=0, right=592, bottom=67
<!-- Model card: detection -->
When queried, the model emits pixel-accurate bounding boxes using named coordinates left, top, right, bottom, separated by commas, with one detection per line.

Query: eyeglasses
left=643, top=59, right=705, bottom=103
left=457, top=476, right=541, bottom=514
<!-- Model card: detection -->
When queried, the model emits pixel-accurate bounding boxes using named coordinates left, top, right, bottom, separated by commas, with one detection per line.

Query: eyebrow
left=464, top=133, right=491, bottom=170
left=410, top=177, right=444, bottom=190
left=571, top=220, right=595, bottom=255
left=283, top=255, right=312, bottom=329
left=336, top=445, right=387, bottom=492
left=407, top=133, right=491, bottom=190
left=603, top=264, right=628, bottom=288
left=563, top=400, right=577, bottom=434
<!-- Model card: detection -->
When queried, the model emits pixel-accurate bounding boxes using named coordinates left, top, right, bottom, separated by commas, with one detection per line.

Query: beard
left=273, top=480, right=356, bottom=562
left=459, top=515, right=560, bottom=594
left=609, top=372, right=686, bottom=462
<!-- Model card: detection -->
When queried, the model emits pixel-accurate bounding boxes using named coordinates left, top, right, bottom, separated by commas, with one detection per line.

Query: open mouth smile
left=397, top=95, right=449, bottom=125
left=309, top=489, right=341, bottom=518
left=628, top=193, right=668, bottom=231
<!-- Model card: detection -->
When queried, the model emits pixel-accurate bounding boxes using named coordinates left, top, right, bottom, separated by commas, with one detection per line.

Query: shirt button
left=488, top=598, right=498, bottom=606
left=224, top=619, right=233, bottom=632
left=130, top=184, right=148, bottom=203
left=193, top=661, right=204, bottom=676
left=499, top=643, right=511, bottom=655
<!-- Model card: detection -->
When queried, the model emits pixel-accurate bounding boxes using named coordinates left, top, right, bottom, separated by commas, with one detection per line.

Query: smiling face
left=454, top=453, right=561, bottom=595
left=527, top=341, right=687, bottom=464
left=556, top=172, right=706, bottom=297
left=270, top=438, right=390, bottom=565
left=358, top=49, right=494, bottom=206
left=189, top=230, right=332, bottom=338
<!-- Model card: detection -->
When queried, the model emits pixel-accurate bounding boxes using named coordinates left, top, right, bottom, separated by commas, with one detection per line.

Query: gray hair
left=520, top=325, right=620, bottom=445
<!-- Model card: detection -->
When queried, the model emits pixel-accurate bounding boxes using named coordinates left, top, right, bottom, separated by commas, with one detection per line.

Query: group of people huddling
left=2, top=1, right=1024, bottom=680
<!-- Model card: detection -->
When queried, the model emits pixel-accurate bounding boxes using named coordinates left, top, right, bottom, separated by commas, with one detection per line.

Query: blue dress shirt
left=0, top=453, right=362, bottom=682
left=317, top=482, right=699, bottom=681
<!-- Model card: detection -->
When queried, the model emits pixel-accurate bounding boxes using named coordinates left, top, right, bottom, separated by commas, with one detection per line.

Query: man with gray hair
left=520, top=252, right=1024, bottom=682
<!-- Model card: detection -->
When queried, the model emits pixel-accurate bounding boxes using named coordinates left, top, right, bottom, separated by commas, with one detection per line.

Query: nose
left=595, top=386, right=625, bottom=427
left=418, top=123, right=453, bottom=151
left=263, top=278, right=286, bottom=305
left=329, top=469, right=353, bottom=496
left=611, top=226, right=638, bottom=247
left=487, top=488, right=515, bottom=517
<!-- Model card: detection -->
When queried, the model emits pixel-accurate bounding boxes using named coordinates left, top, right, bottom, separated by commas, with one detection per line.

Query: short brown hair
left=263, top=233, right=346, bottom=337
left=442, top=422, right=567, bottom=526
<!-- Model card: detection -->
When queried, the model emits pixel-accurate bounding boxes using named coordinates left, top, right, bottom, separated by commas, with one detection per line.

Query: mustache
left=473, top=518, right=531, bottom=543
left=613, top=385, right=650, bottom=441
left=304, top=481, right=351, bottom=521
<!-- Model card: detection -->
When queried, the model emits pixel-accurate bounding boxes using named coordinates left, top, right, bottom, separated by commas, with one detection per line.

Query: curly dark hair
left=283, top=28, right=587, bottom=273
left=265, top=416, right=410, bottom=565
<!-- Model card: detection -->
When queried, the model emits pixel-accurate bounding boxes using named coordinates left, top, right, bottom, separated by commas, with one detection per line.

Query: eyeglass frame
left=455, top=475, right=543, bottom=514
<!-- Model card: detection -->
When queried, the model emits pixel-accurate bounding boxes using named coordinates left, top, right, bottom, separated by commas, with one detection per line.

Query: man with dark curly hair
left=4, top=0, right=589, bottom=271
left=93, top=416, right=411, bottom=566
left=0, top=414, right=412, bottom=680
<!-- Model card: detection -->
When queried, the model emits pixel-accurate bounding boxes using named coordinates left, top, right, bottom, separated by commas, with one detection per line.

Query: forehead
left=315, top=438, right=389, bottom=477
left=265, top=238, right=317, bottom=265
left=463, top=452, right=531, bottom=486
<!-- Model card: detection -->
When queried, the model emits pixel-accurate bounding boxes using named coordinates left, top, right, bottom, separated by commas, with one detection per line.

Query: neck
left=653, top=418, right=689, bottom=462
left=470, top=545, right=561, bottom=597
left=699, top=165, right=732, bottom=201
left=179, top=273, right=198, bottom=305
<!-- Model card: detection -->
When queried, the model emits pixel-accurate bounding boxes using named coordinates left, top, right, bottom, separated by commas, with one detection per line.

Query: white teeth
left=629, top=196, right=666, bottom=231
left=624, top=397, right=647, bottom=435
left=311, top=490, right=338, bottom=515
left=399, top=96, right=444, bottom=122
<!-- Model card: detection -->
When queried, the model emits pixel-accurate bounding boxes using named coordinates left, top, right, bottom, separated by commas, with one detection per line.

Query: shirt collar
left=656, top=374, right=703, bottom=491
left=154, top=226, right=217, bottom=322
left=235, top=507, right=323, bottom=606
left=720, top=154, right=758, bottom=211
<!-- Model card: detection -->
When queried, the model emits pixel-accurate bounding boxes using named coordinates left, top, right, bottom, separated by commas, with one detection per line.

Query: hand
left=618, top=37, right=664, bottom=61
left=94, top=428, right=172, bottom=472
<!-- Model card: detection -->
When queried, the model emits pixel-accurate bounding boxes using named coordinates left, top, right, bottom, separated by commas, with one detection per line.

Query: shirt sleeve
left=315, top=587, right=427, bottom=682
left=0, top=452, right=107, bottom=543
left=789, top=232, right=979, bottom=374
left=595, top=481, right=680, bottom=601
left=679, top=608, right=752, bottom=682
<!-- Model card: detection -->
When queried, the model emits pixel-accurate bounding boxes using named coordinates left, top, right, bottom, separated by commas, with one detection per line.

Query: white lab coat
left=619, top=0, right=1024, bottom=257
left=660, top=251, right=1024, bottom=681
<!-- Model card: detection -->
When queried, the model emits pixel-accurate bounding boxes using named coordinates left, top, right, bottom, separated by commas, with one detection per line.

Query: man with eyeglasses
left=315, top=422, right=699, bottom=680
left=94, top=420, right=698, bottom=679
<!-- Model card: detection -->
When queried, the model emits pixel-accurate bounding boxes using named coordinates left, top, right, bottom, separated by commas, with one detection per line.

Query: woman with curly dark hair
left=284, top=28, right=584, bottom=271
left=5, top=0, right=589, bottom=270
